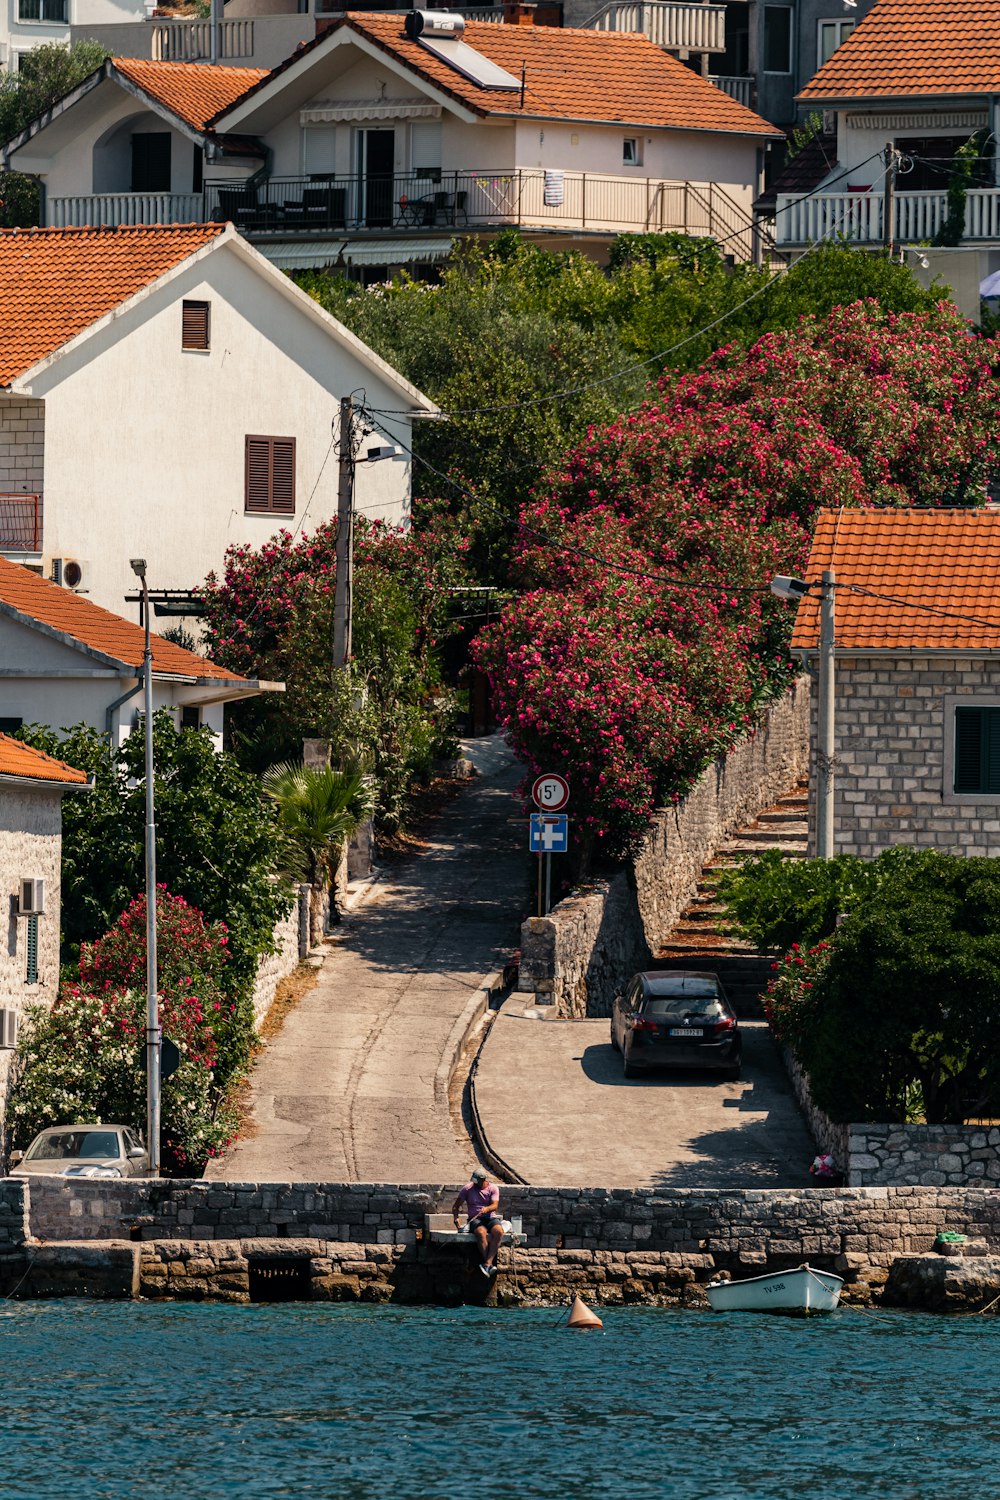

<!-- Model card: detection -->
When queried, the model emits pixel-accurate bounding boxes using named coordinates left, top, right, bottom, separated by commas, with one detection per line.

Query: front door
left=357, top=128, right=394, bottom=227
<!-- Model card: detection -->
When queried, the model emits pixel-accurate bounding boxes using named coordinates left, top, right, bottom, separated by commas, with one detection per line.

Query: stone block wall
left=816, top=654, right=1000, bottom=858
left=519, top=680, right=811, bottom=1016
left=250, top=884, right=309, bottom=1029
left=0, top=1178, right=26, bottom=1247
left=849, top=1124, right=1000, bottom=1187
left=0, top=397, right=44, bottom=491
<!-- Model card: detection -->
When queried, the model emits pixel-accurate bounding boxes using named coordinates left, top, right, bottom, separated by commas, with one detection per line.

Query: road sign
left=529, top=813, right=569, bottom=854
left=139, top=1035, right=182, bottom=1081
left=532, top=773, right=570, bottom=812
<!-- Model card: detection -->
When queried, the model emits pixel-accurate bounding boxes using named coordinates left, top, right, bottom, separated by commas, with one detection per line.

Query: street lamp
left=130, top=557, right=160, bottom=1175
left=771, top=568, right=836, bottom=858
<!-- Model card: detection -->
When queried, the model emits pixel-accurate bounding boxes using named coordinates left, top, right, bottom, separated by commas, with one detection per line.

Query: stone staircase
left=653, top=783, right=809, bottom=1016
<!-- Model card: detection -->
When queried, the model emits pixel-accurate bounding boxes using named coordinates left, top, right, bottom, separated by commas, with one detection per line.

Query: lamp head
left=770, top=575, right=810, bottom=601
left=130, top=558, right=147, bottom=580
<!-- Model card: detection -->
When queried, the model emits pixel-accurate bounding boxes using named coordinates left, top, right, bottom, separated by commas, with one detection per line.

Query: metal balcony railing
left=583, top=0, right=725, bottom=52
left=0, top=494, right=42, bottom=553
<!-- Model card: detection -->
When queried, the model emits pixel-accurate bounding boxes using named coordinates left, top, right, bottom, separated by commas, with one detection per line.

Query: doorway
left=357, top=128, right=395, bottom=227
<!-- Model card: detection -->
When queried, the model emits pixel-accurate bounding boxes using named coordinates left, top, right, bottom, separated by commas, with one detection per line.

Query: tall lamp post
left=772, top=570, right=836, bottom=859
left=130, top=557, right=160, bottom=1175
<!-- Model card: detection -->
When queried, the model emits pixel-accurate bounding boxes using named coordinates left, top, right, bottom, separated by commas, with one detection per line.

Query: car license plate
left=669, top=1028, right=703, bottom=1037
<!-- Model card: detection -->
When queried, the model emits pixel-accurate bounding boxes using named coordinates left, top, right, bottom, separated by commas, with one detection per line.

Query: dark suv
left=611, top=970, right=741, bottom=1080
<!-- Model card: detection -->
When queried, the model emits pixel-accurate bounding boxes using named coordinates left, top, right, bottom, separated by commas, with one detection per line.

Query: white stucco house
left=0, top=219, right=437, bottom=620
left=0, top=553, right=279, bottom=747
left=0, top=732, right=88, bottom=1141
left=1, top=0, right=146, bottom=75
left=3, top=14, right=780, bottom=267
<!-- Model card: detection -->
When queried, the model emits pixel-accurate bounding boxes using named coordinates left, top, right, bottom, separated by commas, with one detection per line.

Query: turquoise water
left=4, top=1301, right=999, bottom=1500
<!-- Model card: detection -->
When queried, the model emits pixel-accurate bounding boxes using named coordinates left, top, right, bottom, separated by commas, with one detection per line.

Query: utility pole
left=130, top=557, right=160, bottom=1175
left=882, top=141, right=898, bottom=258
left=333, top=395, right=354, bottom=673
left=816, top=568, right=836, bottom=860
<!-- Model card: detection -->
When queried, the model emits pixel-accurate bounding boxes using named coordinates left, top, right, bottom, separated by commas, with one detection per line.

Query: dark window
left=17, top=0, right=68, bottom=20
left=895, top=136, right=987, bottom=193
left=0, top=717, right=23, bottom=735
left=763, top=5, right=792, bottom=71
left=180, top=706, right=201, bottom=729
left=192, top=142, right=203, bottom=194
left=955, top=707, right=1000, bottom=794
left=25, top=913, right=38, bottom=985
left=245, top=436, right=296, bottom=515
left=131, top=133, right=171, bottom=193
left=182, top=300, right=210, bottom=351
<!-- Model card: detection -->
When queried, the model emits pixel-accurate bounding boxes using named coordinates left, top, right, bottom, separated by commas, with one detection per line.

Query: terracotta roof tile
left=799, top=0, right=1000, bottom=102
left=0, top=556, right=245, bottom=681
left=218, top=13, right=778, bottom=135
left=112, top=57, right=268, bottom=130
left=0, top=733, right=88, bottom=786
left=0, top=223, right=225, bottom=387
left=791, top=509, right=1000, bottom=652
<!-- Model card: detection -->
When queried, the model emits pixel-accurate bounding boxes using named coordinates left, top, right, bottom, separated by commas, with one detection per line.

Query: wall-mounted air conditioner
left=51, top=558, right=88, bottom=590
left=0, top=1008, right=18, bottom=1049
left=18, top=878, right=45, bottom=916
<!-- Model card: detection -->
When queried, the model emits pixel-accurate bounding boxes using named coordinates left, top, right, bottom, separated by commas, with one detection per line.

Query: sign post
left=529, top=811, right=570, bottom=915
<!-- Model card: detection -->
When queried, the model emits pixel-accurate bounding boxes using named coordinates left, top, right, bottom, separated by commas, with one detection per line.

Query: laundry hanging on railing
left=543, top=169, right=565, bottom=207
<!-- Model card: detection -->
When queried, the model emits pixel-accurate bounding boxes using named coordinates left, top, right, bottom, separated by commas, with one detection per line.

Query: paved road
left=209, top=737, right=526, bottom=1184
left=475, top=999, right=817, bottom=1188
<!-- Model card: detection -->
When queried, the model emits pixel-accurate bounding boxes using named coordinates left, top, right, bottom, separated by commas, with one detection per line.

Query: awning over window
left=255, top=240, right=346, bottom=269
left=342, top=238, right=454, bottom=265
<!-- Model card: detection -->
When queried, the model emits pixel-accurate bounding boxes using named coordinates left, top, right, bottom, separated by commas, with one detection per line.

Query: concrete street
left=476, top=998, right=816, bottom=1188
left=209, top=736, right=525, bottom=1183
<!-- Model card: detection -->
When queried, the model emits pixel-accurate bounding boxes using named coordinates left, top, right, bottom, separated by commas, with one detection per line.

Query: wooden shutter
left=182, top=300, right=210, bottom=351
left=245, top=436, right=296, bottom=515
left=955, top=708, right=985, bottom=793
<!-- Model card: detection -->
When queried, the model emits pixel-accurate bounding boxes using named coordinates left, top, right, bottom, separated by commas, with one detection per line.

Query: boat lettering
left=763, top=1282, right=787, bottom=1295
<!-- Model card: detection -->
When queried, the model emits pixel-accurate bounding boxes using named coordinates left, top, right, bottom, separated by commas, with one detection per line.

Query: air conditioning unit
left=51, top=557, right=88, bottom=590
left=18, top=878, right=45, bottom=916
left=0, top=1008, right=18, bottom=1049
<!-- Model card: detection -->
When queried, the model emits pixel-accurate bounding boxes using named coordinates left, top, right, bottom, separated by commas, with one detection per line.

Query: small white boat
left=706, top=1264, right=843, bottom=1315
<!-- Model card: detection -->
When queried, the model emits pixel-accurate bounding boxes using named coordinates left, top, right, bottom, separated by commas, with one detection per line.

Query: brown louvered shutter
left=245, top=436, right=296, bottom=515
left=182, top=299, right=210, bottom=351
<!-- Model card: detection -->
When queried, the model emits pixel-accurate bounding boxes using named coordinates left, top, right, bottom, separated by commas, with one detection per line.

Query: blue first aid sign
left=529, top=813, right=569, bottom=854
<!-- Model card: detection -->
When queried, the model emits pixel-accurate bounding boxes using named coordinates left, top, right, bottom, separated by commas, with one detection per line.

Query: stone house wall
left=519, top=679, right=811, bottom=1016
left=0, top=397, right=45, bottom=492
left=0, top=784, right=64, bottom=1141
left=813, top=653, right=1000, bottom=857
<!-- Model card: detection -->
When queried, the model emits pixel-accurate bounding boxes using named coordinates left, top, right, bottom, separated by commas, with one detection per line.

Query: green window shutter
left=986, top=710, right=1000, bottom=794
left=955, top=707, right=1000, bottom=794
left=25, top=914, right=38, bottom=986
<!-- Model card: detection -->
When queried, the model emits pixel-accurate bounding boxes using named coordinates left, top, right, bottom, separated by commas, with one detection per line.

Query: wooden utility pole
left=333, top=395, right=354, bottom=672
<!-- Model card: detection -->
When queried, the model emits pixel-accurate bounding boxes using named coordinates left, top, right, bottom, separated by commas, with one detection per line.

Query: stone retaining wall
left=518, top=680, right=811, bottom=1017
left=251, top=884, right=309, bottom=1029
left=849, top=1124, right=1000, bottom=1187
left=0, top=1179, right=25, bottom=1247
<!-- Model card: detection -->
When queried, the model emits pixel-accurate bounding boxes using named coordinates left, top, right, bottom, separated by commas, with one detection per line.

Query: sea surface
left=4, top=1300, right=999, bottom=1500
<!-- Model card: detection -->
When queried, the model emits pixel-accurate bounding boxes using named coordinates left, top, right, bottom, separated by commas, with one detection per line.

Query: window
left=245, top=436, right=296, bottom=515
left=25, top=913, right=38, bottom=985
left=17, top=0, right=68, bottom=21
left=818, top=18, right=854, bottom=66
left=180, top=706, right=201, bottom=729
left=954, top=707, right=1000, bottom=794
left=0, top=717, right=23, bottom=735
left=131, top=132, right=171, bottom=193
left=182, top=300, right=210, bottom=352
left=623, top=137, right=641, bottom=166
left=763, top=5, right=792, bottom=72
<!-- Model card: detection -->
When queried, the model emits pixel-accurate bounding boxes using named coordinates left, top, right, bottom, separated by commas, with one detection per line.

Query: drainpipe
left=105, top=678, right=144, bottom=745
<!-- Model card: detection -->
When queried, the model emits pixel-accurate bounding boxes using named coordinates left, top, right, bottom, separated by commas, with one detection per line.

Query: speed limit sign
left=532, top=773, right=570, bottom=812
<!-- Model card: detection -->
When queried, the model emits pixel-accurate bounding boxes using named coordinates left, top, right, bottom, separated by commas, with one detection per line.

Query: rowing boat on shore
left=706, top=1265, right=843, bottom=1315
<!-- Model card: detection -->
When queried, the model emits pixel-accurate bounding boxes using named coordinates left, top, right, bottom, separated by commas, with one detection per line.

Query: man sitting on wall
left=453, top=1168, right=504, bottom=1278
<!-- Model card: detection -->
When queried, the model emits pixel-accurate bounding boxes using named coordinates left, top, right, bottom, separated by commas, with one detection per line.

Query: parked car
left=611, top=970, right=742, bottom=1080
left=8, top=1125, right=149, bottom=1178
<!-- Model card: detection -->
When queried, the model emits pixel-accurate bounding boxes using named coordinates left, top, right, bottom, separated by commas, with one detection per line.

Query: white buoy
left=566, top=1293, right=603, bottom=1330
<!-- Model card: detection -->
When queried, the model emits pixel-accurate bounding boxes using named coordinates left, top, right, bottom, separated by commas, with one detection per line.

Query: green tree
left=0, top=41, right=108, bottom=227
left=262, top=760, right=375, bottom=942
left=718, top=847, right=896, bottom=951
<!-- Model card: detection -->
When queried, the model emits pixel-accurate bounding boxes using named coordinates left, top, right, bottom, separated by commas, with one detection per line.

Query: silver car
left=8, top=1124, right=149, bottom=1178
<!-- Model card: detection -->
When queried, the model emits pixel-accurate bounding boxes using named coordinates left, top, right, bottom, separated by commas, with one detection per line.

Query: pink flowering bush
left=762, top=941, right=833, bottom=1056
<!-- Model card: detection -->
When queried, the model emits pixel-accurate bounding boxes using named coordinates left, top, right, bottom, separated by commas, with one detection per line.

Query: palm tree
left=262, top=761, right=375, bottom=945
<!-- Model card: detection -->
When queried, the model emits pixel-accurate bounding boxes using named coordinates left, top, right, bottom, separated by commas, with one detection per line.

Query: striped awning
left=255, top=240, right=346, bottom=269
left=342, top=238, right=454, bottom=265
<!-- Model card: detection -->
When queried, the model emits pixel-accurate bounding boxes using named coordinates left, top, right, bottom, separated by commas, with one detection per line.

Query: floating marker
left=566, top=1294, right=603, bottom=1330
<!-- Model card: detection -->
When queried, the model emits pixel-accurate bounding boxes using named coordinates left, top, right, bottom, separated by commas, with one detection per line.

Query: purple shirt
left=458, top=1181, right=499, bottom=1222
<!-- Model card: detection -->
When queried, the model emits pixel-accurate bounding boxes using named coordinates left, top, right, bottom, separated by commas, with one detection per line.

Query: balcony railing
left=151, top=18, right=255, bottom=61
left=711, top=74, right=754, bottom=107
left=0, top=494, right=42, bottom=554
left=202, top=169, right=757, bottom=252
left=773, top=186, right=1000, bottom=246
left=583, top=0, right=725, bottom=52
left=49, top=193, right=204, bottom=228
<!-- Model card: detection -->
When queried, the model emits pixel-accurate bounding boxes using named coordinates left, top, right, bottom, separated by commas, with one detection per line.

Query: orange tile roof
left=218, top=13, right=778, bottom=135
left=791, top=509, right=1000, bottom=652
left=112, top=57, right=268, bottom=131
left=0, top=733, right=88, bottom=787
left=799, top=0, right=1000, bottom=102
left=0, top=556, right=245, bottom=682
left=0, top=223, right=225, bottom=387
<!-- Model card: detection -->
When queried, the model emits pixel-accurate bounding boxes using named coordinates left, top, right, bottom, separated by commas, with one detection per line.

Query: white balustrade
left=711, top=75, right=753, bottom=107
left=586, top=1, right=725, bottom=52
left=151, top=18, right=254, bottom=60
left=49, top=194, right=205, bottom=228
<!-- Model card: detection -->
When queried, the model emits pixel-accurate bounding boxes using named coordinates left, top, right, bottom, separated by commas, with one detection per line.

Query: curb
left=469, top=994, right=529, bottom=1186
left=340, top=866, right=383, bottom=916
left=433, top=969, right=505, bottom=1115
